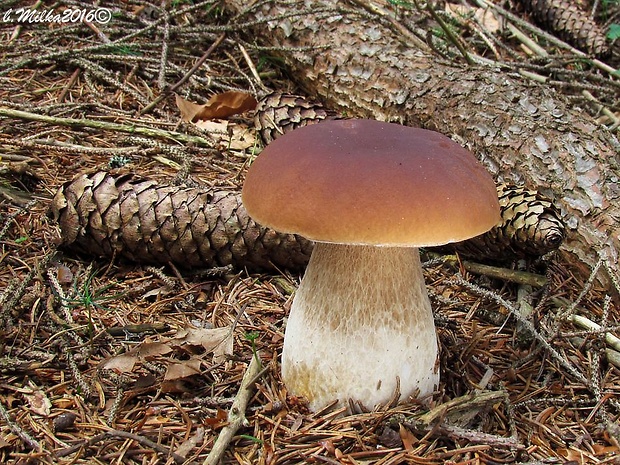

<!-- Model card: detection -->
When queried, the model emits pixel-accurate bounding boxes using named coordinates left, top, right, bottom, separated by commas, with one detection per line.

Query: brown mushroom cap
left=242, top=119, right=501, bottom=247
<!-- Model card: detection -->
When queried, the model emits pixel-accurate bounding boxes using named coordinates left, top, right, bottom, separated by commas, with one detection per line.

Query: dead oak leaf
left=100, top=327, right=233, bottom=377
left=194, top=119, right=256, bottom=151
left=100, top=342, right=173, bottom=373
left=163, top=356, right=202, bottom=381
left=175, top=91, right=257, bottom=122
left=100, top=353, right=137, bottom=373
left=168, top=326, right=233, bottom=363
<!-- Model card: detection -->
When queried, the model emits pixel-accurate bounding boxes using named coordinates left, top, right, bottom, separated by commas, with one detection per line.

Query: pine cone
left=450, top=183, right=565, bottom=261
left=50, top=171, right=312, bottom=271
left=254, top=92, right=338, bottom=145
left=520, top=0, right=611, bottom=57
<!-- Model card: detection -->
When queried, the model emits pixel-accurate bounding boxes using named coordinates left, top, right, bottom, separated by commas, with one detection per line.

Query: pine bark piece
left=224, top=0, right=620, bottom=278
left=519, top=0, right=611, bottom=57
left=50, top=172, right=312, bottom=271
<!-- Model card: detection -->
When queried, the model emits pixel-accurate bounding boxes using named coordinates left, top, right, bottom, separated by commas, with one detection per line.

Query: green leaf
left=238, top=435, right=264, bottom=444
left=608, top=24, right=620, bottom=40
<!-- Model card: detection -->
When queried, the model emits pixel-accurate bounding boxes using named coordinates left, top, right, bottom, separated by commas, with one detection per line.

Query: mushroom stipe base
left=281, top=242, right=440, bottom=411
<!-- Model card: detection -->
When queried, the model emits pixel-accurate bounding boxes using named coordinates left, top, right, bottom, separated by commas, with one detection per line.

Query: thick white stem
left=282, top=243, right=439, bottom=411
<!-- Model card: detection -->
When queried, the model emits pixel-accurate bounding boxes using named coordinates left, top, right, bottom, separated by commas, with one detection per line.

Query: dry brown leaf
left=163, top=357, right=202, bottom=381
left=475, top=7, right=501, bottom=33
left=134, top=342, right=173, bottom=359
left=203, top=408, right=228, bottom=427
left=24, top=388, right=52, bottom=417
left=134, top=373, right=158, bottom=389
left=194, top=119, right=228, bottom=133
left=558, top=447, right=593, bottom=464
left=175, top=94, right=208, bottom=122
left=193, top=120, right=256, bottom=151
left=100, top=342, right=173, bottom=373
left=100, top=353, right=138, bottom=373
left=175, top=91, right=257, bottom=122
left=399, top=423, right=417, bottom=451
left=101, top=327, right=232, bottom=377
left=229, top=127, right=256, bottom=150
left=201, top=91, right=257, bottom=119
left=168, top=326, right=233, bottom=363
left=592, top=443, right=620, bottom=455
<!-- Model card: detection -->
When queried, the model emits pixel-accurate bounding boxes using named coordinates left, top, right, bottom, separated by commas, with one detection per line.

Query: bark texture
left=226, top=0, right=620, bottom=277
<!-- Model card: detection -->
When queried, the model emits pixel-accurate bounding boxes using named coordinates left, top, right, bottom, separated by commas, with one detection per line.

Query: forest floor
left=0, top=1, right=620, bottom=464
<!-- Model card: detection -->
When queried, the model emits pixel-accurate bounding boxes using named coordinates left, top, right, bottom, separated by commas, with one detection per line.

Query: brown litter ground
left=1, top=1, right=619, bottom=464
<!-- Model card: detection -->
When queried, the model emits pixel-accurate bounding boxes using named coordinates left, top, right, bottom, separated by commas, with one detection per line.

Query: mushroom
left=242, top=119, right=500, bottom=411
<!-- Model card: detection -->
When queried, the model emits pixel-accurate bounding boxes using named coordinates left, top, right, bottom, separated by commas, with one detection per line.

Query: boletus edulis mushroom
left=242, top=119, right=501, bottom=411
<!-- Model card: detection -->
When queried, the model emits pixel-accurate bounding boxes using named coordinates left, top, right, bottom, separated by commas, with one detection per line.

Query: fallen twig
left=402, top=391, right=525, bottom=450
left=570, top=335, right=620, bottom=369
left=106, top=323, right=172, bottom=337
left=0, top=107, right=214, bottom=147
left=203, top=354, right=262, bottom=465
left=451, top=275, right=592, bottom=388
left=436, top=423, right=525, bottom=449
left=55, top=429, right=187, bottom=463
left=569, top=313, right=620, bottom=352
left=416, top=390, right=505, bottom=425
left=0, top=399, right=41, bottom=451
left=140, top=32, right=227, bottom=115
left=553, top=296, right=620, bottom=352
left=436, top=254, right=548, bottom=287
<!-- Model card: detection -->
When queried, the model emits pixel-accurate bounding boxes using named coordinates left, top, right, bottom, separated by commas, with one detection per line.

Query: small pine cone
left=449, top=183, right=566, bottom=261
left=254, top=92, right=337, bottom=145
left=50, top=171, right=312, bottom=271
left=520, top=0, right=611, bottom=57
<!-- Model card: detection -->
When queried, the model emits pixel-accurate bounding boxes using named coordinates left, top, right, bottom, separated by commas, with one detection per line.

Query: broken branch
left=203, top=354, right=262, bottom=465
